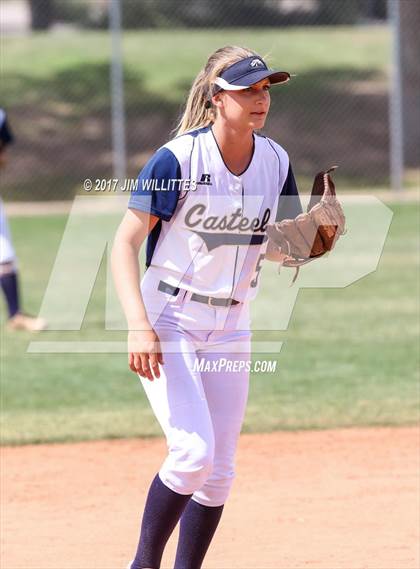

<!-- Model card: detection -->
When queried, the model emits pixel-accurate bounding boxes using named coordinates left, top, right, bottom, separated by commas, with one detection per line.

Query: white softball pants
left=0, top=199, right=17, bottom=267
left=138, top=278, right=252, bottom=507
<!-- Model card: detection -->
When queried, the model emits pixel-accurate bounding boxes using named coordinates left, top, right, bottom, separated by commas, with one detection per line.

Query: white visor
left=213, top=77, right=250, bottom=91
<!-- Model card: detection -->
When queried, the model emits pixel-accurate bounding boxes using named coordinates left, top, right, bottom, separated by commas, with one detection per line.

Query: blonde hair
left=174, top=45, right=259, bottom=137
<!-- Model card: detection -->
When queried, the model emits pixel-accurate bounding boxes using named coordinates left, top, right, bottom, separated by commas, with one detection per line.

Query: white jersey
left=128, top=125, right=302, bottom=303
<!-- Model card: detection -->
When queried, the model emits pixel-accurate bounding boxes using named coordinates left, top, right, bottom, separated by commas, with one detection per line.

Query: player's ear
left=212, top=93, right=224, bottom=109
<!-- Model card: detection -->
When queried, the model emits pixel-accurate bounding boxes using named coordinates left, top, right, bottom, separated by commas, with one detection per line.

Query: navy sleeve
left=275, top=163, right=303, bottom=222
left=128, top=147, right=181, bottom=222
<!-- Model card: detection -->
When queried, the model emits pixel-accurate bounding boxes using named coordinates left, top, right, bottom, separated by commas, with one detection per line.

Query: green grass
left=1, top=201, right=418, bottom=445
left=2, top=27, right=389, bottom=107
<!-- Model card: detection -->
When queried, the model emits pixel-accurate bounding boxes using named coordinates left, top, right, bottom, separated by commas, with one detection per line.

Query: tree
left=28, top=0, right=54, bottom=30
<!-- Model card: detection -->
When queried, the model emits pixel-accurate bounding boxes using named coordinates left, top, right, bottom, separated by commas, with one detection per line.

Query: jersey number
left=250, top=253, right=265, bottom=288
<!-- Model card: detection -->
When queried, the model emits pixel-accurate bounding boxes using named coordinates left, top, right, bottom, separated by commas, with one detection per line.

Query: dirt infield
left=1, top=427, right=419, bottom=569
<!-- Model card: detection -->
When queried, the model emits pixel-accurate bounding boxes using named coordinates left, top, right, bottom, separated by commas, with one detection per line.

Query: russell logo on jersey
left=197, top=173, right=212, bottom=186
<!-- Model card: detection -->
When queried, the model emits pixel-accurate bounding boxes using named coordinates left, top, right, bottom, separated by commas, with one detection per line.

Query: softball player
left=0, top=109, right=47, bottom=331
left=111, top=46, right=303, bottom=569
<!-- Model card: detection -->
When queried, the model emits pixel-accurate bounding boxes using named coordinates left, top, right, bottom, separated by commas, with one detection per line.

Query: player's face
left=215, top=78, right=271, bottom=130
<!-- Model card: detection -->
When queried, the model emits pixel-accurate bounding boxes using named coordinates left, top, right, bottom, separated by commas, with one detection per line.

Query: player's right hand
left=128, top=327, right=164, bottom=381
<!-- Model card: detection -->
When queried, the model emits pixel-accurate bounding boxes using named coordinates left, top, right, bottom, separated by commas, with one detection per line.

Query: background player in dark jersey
left=0, top=109, right=47, bottom=331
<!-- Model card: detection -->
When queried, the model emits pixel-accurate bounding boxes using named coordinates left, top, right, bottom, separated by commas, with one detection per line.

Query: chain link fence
left=1, top=0, right=419, bottom=201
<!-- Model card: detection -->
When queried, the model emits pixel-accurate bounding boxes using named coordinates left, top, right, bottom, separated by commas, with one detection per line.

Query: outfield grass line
left=4, top=188, right=419, bottom=217
left=4, top=201, right=73, bottom=217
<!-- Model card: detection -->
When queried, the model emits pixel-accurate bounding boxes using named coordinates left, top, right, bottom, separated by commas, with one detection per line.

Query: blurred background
left=1, top=0, right=419, bottom=201
left=1, top=1, right=419, bottom=445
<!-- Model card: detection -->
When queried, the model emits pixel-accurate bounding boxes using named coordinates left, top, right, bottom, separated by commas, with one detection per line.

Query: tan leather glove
left=266, top=166, right=346, bottom=284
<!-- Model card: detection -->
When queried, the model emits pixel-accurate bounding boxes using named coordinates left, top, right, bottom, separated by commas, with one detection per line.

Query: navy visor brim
left=231, top=69, right=290, bottom=87
left=214, top=69, right=290, bottom=93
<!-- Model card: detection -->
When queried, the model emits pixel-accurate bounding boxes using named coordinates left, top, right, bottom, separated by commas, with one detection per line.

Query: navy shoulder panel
left=128, top=147, right=182, bottom=222
left=275, top=163, right=303, bottom=222
left=187, top=124, right=212, bottom=138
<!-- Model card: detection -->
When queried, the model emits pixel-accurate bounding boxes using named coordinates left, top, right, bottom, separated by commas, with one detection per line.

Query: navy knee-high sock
left=0, top=271, right=20, bottom=318
left=131, top=473, right=192, bottom=569
left=173, top=499, right=224, bottom=569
